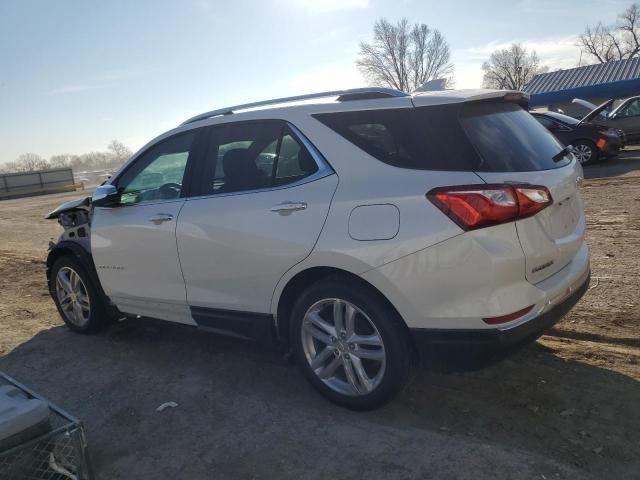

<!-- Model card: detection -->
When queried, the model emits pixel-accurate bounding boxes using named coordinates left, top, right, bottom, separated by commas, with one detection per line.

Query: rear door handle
left=148, top=213, right=174, bottom=224
left=270, top=201, right=307, bottom=214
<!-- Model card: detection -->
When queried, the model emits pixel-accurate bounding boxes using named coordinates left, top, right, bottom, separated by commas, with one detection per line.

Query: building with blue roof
left=524, top=57, right=640, bottom=117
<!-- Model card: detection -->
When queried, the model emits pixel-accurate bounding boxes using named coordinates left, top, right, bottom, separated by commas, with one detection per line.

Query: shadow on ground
left=585, top=149, right=640, bottom=179
left=1, top=320, right=638, bottom=479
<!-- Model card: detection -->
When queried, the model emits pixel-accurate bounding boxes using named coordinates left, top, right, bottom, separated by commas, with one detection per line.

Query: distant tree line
left=0, top=140, right=132, bottom=174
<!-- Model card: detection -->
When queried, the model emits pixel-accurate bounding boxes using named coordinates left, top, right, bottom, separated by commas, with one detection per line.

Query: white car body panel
left=176, top=174, right=338, bottom=312
left=82, top=88, right=589, bottom=338
left=475, top=160, right=585, bottom=284
left=91, top=200, right=195, bottom=325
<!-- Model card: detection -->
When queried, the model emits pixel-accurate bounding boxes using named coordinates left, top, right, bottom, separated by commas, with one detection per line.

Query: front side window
left=201, top=121, right=319, bottom=195
left=116, top=132, right=194, bottom=205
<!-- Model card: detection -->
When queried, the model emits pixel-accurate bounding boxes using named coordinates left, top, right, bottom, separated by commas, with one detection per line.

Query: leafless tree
left=579, top=3, right=640, bottom=63
left=49, top=154, right=72, bottom=168
left=357, top=18, right=454, bottom=92
left=107, top=140, right=132, bottom=165
left=1, top=141, right=133, bottom=174
left=11, top=153, right=48, bottom=172
left=482, top=44, right=546, bottom=90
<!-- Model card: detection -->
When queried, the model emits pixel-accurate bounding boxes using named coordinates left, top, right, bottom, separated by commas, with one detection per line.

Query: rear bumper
left=599, top=139, right=621, bottom=157
left=409, top=271, right=590, bottom=370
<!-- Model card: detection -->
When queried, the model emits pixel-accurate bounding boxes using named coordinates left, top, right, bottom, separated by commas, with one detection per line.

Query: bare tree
left=107, top=140, right=132, bottom=165
left=357, top=18, right=454, bottom=92
left=579, top=3, right=640, bottom=63
left=49, top=154, right=72, bottom=168
left=1, top=141, right=133, bottom=174
left=482, top=44, right=546, bottom=90
left=13, top=153, right=48, bottom=172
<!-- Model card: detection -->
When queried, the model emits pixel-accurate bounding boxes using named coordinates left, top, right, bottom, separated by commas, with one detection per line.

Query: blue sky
left=0, top=0, right=631, bottom=162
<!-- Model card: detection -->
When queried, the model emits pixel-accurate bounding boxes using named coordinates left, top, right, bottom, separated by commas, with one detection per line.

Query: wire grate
left=0, top=374, right=93, bottom=480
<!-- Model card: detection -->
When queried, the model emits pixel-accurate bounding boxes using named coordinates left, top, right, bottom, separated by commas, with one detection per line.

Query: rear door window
left=198, top=121, right=320, bottom=196
left=314, top=102, right=570, bottom=172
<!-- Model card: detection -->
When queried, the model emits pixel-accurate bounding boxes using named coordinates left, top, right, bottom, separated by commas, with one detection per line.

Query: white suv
left=46, top=87, right=590, bottom=409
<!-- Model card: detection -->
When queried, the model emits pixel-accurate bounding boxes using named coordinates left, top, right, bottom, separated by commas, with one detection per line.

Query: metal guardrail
left=0, top=168, right=76, bottom=200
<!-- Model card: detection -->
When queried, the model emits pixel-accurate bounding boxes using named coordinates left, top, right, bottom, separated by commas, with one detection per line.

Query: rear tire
left=571, top=140, right=598, bottom=165
left=50, top=256, right=110, bottom=333
left=290, top=277, right=412, bottom=410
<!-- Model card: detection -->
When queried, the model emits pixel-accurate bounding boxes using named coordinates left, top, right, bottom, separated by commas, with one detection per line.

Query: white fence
left=0, top=168, right=76, bottom=200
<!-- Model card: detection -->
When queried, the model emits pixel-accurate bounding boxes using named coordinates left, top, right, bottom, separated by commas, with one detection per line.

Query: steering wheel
left=158, top=183, right=182, bottom=199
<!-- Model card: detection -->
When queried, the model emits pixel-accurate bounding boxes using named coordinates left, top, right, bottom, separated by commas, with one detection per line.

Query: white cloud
left=286, top=0, right=369, bottom=14
left=286, top=62, right=366, bottom=93
left=453, top=36, right=582, bottom=89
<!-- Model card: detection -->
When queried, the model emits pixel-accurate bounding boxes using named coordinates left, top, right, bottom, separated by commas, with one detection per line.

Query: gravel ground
left=0, top=153, right=639, bottom=479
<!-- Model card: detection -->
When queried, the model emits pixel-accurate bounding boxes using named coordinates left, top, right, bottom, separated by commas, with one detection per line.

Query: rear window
left=313, top=102, right=570, bottom=172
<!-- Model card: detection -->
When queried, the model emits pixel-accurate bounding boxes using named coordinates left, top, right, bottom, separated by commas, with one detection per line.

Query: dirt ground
left=0, top=153, right=639, bottom=479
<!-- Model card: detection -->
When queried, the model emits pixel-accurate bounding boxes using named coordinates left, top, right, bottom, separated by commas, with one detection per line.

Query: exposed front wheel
left=571, top=140, right=598, bottom=165
left=291, top=278, right=412, bottom=409
left=50, top=256, right=109, bottom=333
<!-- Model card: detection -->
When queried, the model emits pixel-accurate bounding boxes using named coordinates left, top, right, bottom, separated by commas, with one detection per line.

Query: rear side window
left=314, top=105, right=477, bottom=171
left=314, top=102, right=569, bottom=172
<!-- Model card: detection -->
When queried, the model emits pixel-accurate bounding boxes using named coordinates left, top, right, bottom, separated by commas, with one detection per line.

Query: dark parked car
left=577, top=96, right=640, bottom=145
left=531, top=111, right=623, bottom=165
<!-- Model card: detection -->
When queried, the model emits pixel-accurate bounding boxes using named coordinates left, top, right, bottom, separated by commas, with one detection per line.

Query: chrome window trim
left=94, top=197, right=186, bottom=209
left=186, top=121, right=335, bottom=202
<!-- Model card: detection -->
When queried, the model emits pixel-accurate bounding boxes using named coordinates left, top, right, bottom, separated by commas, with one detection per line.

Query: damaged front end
left=46, top=196, right=92, bottom=251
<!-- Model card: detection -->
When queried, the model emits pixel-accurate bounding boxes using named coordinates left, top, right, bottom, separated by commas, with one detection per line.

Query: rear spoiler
left=464, top=90, right=529, bottom=109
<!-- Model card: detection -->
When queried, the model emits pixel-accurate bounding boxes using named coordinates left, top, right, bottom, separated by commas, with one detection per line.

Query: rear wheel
left=291, top=277, right=412, bottom=410
left=50, top=256, right=109, bottom=333
left=571, top=140, right=598, bottom=165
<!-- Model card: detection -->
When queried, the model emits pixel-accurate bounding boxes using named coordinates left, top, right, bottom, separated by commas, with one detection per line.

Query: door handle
left=270, top=202, right=307, bottom=214
left=148, top=213, right=174, bottom=224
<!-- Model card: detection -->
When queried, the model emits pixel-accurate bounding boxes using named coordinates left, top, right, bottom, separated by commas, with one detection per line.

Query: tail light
left=427, top=184, right=552, bottom=231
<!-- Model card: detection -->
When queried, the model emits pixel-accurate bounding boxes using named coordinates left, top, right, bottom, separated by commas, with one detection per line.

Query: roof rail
left=180, top=87, right=408, bottom=125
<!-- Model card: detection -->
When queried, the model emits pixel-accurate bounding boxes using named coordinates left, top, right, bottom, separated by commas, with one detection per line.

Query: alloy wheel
left=574, top=144, right=593, bottom=164
left=55, top=267, right=91, bottom=327
left=301, top=298, right=386, bottom=396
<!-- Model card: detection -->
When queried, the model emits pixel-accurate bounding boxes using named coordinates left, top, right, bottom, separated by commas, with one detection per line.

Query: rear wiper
left=552, top=145, right=575, bottom=162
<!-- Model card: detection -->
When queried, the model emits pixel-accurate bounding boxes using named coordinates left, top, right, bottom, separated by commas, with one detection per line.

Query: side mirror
left=92, top=185, right=120, bottom=207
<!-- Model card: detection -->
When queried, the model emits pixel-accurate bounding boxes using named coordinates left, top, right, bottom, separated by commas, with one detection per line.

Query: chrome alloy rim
left=574, top=144, right=592, bottom=164
left=55, top=267, right=91, bottom=327
left=301, top=298, right=386, bottom=396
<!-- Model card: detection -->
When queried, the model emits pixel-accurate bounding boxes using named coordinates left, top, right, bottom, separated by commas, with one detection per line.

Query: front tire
left=290, top=277, right=412, bottom=410
left=571, top=140, right=598, bottom=165
left=50, top=256, right=109, bottom=333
